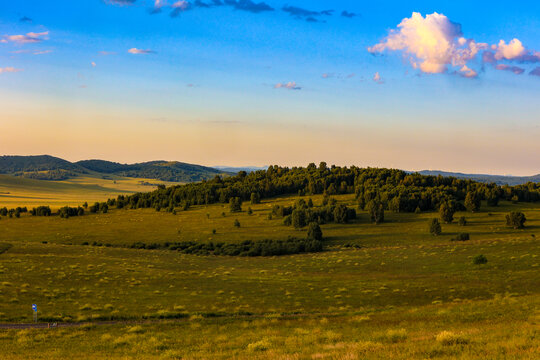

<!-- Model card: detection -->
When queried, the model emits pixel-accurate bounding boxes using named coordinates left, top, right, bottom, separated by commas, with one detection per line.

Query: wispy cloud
left=0, top=67, right=23, bottom=74
left=530, top=67, right=540, bottom=77
left=170, top=0, right=191, bottom=17
left=369, top=12, right=540, bottom=79
left=105, top=0, right=137, bottom=5
left=2, top=31, right=49, bottom=44
left=19, top=16, right=32, bottom=23
left=128, top=48, right=156, bottom=54
left=341, top=11, right=357, bottom=18
left=282, top=5, right=333, bottom=22
left=226, top=0, right=274, bottom=13
left=91, top=61, right=97, bottom=67
left=274, top=81, right=302, bottom=90
left=33, top=50, right=52, bottom=55
left=99, top=51, right=117, bottom=55
left=496, top=64, right=525, bottom=75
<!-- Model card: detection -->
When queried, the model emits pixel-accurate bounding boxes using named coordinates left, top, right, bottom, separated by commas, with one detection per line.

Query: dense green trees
left=291, top=209, right=307, bottom=229
left=250, top=192, right=261, bottom=205
left=125, top=164, right=535, bottom=215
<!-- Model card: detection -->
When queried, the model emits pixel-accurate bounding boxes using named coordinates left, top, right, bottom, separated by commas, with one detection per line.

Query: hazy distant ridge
left=416, top=170, right=540, bottom=186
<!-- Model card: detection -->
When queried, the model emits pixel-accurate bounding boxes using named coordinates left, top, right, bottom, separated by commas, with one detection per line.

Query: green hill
left=0, top=155, right=229, bottom=182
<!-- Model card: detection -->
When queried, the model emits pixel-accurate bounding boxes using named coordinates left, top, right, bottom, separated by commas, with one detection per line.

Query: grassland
left=0, top=194, right=539, bottom=358
left=0, top=174, right=179, bottom=209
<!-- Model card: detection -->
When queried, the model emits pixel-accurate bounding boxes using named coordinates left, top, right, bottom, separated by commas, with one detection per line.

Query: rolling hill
left=0, top=155, right=230, bottom=183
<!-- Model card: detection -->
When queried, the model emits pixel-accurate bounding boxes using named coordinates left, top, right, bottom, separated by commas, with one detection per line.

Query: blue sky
left=1, top=1, right=540, bottom=174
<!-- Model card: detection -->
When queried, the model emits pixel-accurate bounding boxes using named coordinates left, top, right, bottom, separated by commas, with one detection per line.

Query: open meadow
left=1, top=193, right=539, bottom=358
left=0, top=174, right=179, bottom=209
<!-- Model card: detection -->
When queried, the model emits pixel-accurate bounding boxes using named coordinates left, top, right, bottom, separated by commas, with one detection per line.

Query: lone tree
left=307, top=222, right=323, bottom=241
left=291, top=209, right=307, bottom=229
left=506, top=211, right=526, bottom=229
left=234, top=219, right=241, bottom=228
left=465, top=191, right=481, bottom=213
left=429, top=218, right=442, bottom=236
left=229, top=197, right=242, bottom=213
left=366, top=199, right=384, bottom=224
left=333, top=204, right=349, bottom=224
left=439, top=202, right=455, bottom=224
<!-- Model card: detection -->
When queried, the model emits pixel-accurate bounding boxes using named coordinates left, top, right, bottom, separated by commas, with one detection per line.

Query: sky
left=1, top=0, right=539, bottom=175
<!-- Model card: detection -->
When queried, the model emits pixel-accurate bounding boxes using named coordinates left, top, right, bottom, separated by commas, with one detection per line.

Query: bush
left=473, top=254, right=488, bottom=265
left=307, top=222, right=323, bottom=241
left=458, top=216, right=467, bottom=226
left=233, top=219, right=240, bottom=228
left=429, top=218, right=442, bottom=236
left=435, top=331, right=469, bottom=346
left=452, top=233, right=470, bottom=241
left=506, top=211, right=526, bottom=229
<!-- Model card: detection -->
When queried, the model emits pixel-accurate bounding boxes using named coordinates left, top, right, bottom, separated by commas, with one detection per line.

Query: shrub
left=506, top=211, right=526, bottom=229
left=283, top=215, right=292, bottom=226
left=291, top=209, right=306, bottom=229
left=234, top=219, right=240, bottom=228
left=458, top=216, right=467, bottom=226
left=429, top=218, right=442, bottom=236
left=435, top=331, right=469, bottom=346
left=473, top=254, right=488, bottom=265
left=452, top=233, right=470, bottom=241
left=247, top=207, right=253, bottom=215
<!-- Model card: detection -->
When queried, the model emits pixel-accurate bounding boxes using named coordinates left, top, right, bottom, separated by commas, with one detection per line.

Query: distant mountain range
left=213, top=166, right=268, bottom=173
left=0, top=155, right=230, bottom=183
left=415, top=170, right=540, bottom=186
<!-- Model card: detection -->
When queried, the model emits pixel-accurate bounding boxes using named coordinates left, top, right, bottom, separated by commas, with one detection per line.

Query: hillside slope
left=0, top=155, right=229, bottom=182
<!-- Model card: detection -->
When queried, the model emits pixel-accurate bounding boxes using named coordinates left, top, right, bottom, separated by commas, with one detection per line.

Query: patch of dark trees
left=110, top=164, right=540, bottom=213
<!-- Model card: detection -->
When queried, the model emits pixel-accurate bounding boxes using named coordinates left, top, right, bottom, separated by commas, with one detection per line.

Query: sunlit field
left=1, top=194, right=539, bottom=358
left=0, top=174, right=179, bottom=209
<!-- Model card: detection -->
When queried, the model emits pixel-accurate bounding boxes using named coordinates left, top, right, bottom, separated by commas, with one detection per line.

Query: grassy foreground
left=0, top=194, right=539, bottom=358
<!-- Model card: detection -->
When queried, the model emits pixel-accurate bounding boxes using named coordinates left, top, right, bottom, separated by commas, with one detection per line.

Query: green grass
left=0, top=193, right=539, bottom=358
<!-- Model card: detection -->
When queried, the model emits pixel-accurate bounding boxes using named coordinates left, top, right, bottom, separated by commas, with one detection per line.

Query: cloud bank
left=369, top=12, right=540, bottom=78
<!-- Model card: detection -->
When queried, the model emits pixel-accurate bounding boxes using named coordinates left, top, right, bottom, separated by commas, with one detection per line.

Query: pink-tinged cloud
left=530, top=67, right=540, bottom=77
left=368, top=12, right=484, bottom=78
left=274, top=82, right=302, bottom=90
left=0, top=67, right=23, bottom=74
left=373, top=72, right=384, bottom=84
left=128, top=48, right=156, bottom=54
left=2, top=31, right=49, bottom=44
left=495, top=64, right=525, bottom=75
left=91, top=62, right=97, bottom=67
left=459, top=65, right=478, bottom=78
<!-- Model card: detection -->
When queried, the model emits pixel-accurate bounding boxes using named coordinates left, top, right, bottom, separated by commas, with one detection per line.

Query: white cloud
left=494, top=39, right=526, bottom=60
left=0, top=67, right=23, bottom=74
left=171, top=0, right=189, bottom=10
left=373, top=72, right=384, bottom=84
left=128, top=48, right=156, bottom=54
left=368, top=12, right=540, bottom=78
left=91, top=61, right=97, bottom=67
left=274, top=81, right=302, bottom=90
